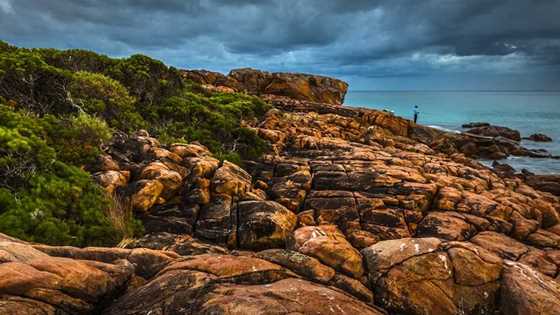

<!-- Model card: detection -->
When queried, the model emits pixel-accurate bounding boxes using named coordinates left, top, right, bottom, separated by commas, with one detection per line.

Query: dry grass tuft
left=106, top=192, right=138, bottom=246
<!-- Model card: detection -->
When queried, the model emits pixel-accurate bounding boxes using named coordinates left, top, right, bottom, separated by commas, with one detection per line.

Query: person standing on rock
left=413, top=105, right=420, bottom=123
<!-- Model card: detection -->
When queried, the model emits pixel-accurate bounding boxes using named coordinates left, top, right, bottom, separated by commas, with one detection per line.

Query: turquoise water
left=344, top=91, right=560, bottom=174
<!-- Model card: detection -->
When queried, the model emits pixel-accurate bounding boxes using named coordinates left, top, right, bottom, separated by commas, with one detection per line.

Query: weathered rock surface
left=104, top=251, right=381, bottom=314
left=501, top=261, right=560, bottom=315
left=181, top=68, right=349, bottom=104
left=492, top=160, right=516, bottom=177
left=237, top=200, right=297, bottom=250
left=0, top=234, right=176, bottom=314
left=256, top=249, right=336, bottom=283
left=181, top=69, right=240, bottom=91
left=524, top=173, right=560, bottom=196
left=489, top=164, right=560, bottom=197
left=291, top=225, right=364, bottom=278
left=126, top=232, right=230, bottom=256
left=363, top=238, right=502, bottom=315
left=107, top=274, right=383, bottom=315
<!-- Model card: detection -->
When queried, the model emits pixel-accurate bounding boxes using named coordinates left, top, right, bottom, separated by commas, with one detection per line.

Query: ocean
left=344, top=91, right=560, bottom=174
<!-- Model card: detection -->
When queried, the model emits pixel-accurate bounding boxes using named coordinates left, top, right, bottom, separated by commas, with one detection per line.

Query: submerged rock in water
left=524, top=133, right=553, bottom=142
left=465, top=124, right=521, bottom=142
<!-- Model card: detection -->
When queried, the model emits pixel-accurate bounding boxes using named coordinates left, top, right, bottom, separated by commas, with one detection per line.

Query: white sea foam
left=427, top=125, right=461, bottom=133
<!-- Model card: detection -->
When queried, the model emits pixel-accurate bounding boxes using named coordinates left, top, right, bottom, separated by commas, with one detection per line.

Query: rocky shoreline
left=2, top=69, right=560, bottom=314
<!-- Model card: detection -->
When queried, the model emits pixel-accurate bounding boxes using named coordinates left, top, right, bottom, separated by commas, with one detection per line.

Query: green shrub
left=37, top=48, right=115, bottom=73
left=0, top=162, right=117, bottom=246
left=42, top=112, right=113, bottom=166
left=0, top=105, right=55, bottom=189
left=152, top=90, right=270, bottom=162
left=0, top=48, right=183, bottom=121
left=0, top=105, right=120, bottom=246
left=69, top=71, right=145, bottom=130
left=106, top=54, right=183, bottom=109
left=0, top=49, right=72, bottom=115
left=0, top=41, right=15, bottom=53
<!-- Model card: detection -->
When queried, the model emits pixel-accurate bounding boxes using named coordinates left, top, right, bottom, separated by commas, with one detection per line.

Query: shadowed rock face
left=3, top=89, right=560, bottom=314
left=524, top=174, right=560, bottom=196
left=181, top=68, right=349, bottom=105
left=465, top=125, right=521, bottom=142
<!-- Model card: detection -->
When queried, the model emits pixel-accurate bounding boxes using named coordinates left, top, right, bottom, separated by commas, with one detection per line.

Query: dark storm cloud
left=0, top=0, right=559, bottom=89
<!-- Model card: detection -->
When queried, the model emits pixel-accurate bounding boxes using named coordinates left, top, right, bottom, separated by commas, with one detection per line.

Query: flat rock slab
left=363, top=238, right=502, bottom=315
left=0, top=238, right=176, bottom=314
left=501, top=261, right=560, bottom=315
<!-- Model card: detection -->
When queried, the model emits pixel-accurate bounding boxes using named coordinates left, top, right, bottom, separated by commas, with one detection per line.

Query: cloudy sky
left=1, top=0, right=559, bottom=90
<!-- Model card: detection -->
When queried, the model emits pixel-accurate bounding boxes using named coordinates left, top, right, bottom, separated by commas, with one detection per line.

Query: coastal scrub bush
left=37, top=48, right=115, bottom=73
left=105, top=54, right=184, bottom=109
left=39, top=50, right=184, bottom=109
left=0, top=104, right=120, bottom=246
left=69, top=71, right=145, bottom=130
left=152, top=90, right=270, bottom=162
left=0, top=40, right=15, bottom=53
left=0, top=49, right=72, bottom=115
left=0, top=105, right=54, bottom=189
left=41, top=112, right=113, bottom=166
left=0, top=47, right=184, bottom=119
left=0, top=163, right=117, bottom=246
